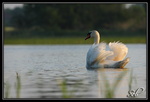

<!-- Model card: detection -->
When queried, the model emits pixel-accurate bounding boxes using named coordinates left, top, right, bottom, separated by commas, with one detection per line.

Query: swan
left=85, top=30, right=130, bottom=69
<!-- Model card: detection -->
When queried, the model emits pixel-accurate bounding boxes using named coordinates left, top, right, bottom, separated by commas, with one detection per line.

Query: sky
left=4, top=4, right=23, bottom=9
left=3, top=4, right=133, bottom=9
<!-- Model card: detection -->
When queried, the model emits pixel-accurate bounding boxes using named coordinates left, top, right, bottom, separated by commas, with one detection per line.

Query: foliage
left=15, top=72, right=21, bottom=98
left=4, top=3, right=147, bottom=44
left=4, top=72, right=21, bottom=98
left=57, top=79, right=73, bottom=98
left=4, top=36, right=146, bottom=45
left=4, top=81, right=11, bottom=98
left=98, top=69, right=128, bottom=98
left=4, top=3, right=146, bottom=32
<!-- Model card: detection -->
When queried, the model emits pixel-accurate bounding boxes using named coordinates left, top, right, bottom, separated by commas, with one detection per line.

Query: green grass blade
left=112, top=70, right=128, bottom=92
left=4, top=81, right=11, bottom=98
left=15, top=72, right=21, bottom=98
left=98, top=70, right=114, bottom=98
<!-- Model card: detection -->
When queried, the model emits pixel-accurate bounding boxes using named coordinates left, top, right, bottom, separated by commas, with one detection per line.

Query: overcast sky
left=4, top=4, right=133, bottom=9
left=4, top=4, right=23, bottom=9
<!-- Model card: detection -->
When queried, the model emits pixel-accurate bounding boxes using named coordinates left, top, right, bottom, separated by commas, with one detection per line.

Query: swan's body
left=85, top=30, right=130, bottom=69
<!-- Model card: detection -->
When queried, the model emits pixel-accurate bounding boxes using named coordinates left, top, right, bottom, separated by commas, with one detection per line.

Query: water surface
left=4, top=44, right=146, bottom=98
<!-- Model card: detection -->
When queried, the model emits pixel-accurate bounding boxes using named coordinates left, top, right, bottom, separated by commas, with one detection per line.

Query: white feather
left=107, top=41, right=128, bottom=61
left=85, top=30, right=130, bottom=69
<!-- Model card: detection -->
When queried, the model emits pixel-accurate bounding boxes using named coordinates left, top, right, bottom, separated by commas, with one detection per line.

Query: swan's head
left=85, top=30, right=99, bottom=40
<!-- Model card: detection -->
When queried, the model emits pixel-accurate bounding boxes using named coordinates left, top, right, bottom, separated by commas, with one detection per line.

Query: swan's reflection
left=87, top=68, right=130, bottom=98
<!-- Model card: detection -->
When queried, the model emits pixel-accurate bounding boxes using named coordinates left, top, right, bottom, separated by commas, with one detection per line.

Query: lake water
left=4, top=44, right=147, bottom=99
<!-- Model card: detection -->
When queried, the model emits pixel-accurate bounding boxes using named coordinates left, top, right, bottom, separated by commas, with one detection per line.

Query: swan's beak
left=85, top=34, right=91, bottom=40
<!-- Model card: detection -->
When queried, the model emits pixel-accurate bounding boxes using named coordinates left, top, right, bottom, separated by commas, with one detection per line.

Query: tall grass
left=57, top=79, right=73, bottom=98
left=127, top=68, right=138, bottom=98
left=4, top=81, right=11, bottom=98
left=4, top=72, right=21, bottom=98
left=4, top=69, right=137, bottom=98
left=4, top=36, right=146, bottom=45
left=98, top=69, right=128, bottom=98
left=15, top=72, right=21, bottom=98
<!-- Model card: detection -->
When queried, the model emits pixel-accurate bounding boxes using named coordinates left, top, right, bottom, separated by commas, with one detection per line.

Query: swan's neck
left=94, top=33, right=100, bottom=44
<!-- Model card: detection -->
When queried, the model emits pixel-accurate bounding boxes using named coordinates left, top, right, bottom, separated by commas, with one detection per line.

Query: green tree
left=6, top=3, right=146, bottom=32
left=11, top=7, right=25, bottom=29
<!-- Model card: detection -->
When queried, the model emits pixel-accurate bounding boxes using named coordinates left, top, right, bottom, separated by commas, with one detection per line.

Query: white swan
left=85, top=30, right=130, bottom=69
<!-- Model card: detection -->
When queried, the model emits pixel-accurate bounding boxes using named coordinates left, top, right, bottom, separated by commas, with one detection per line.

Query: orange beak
left=85, top=34, right=91, bottom=40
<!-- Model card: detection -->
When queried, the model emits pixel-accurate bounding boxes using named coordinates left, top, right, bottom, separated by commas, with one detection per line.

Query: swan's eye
left=87, top=32, right=91, bottom=35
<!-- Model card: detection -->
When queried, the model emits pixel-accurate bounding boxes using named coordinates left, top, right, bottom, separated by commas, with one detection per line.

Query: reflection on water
left=4, top=44, right=146, bottom=98
left=22, top=69, right=97, bottom=98
left=96, top=68, right=129, bottom=98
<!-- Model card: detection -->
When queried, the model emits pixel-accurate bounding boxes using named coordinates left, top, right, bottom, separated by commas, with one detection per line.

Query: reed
left=98, top=69, right=128, bottom=98
left=128, top=68, right=137, bottom=96
left=4, top=36, right=146, bottom=45
left=57, top=79, right=73, bottom=98
left=4, top=69, right=137, bottom=98
left=4, top=81, right=11, bottom=98
left=4, top=72, right=21, bottom=98
left=15, top=72, right=21, bottom=98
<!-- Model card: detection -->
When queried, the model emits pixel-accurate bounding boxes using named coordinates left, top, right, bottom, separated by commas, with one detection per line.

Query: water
left=4, top=44, right=146, bottom=99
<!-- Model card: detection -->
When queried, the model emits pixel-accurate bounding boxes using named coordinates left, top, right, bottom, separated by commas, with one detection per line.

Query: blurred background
left=3, top=3, right=147, bottom=44
left=4, top=3, right=147, bottom=99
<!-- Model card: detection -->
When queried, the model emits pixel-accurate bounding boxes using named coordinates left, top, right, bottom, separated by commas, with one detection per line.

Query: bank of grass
left=4, top=36, right=146, bottom=45
left=4, top=27, right=16, bottom=32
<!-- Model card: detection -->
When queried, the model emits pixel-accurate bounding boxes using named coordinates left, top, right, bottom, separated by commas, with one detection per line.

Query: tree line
left=4, top=3, right=147, bottom=37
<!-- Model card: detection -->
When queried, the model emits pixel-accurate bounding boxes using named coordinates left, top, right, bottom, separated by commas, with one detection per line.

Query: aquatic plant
left=4, top=36, right=146, bottom=45
left=57, top=79, right=73, bottom=98
left=4, top=70, right=138, bottom=98
left=98, top=69, right=128, bottom=98
left=15, top=72, right=21, bottom=98
left=128, top=68, right=137, bottom=91
left=4, top=81, right=11, bottom=98
left=4, top=72, right=21, bottom=98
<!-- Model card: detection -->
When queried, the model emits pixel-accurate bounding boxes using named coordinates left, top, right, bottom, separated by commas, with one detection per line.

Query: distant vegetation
left=4, top=36, right=146, bottom=44
left=4, top=3, right=147, bottom=44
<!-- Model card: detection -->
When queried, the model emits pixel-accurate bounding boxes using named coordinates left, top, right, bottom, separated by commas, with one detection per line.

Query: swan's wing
left=86, top=43, right=113, bottom=66
left=107, top=41, right=128, bottom=61
left=92, top=49, right=113, bottom=64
